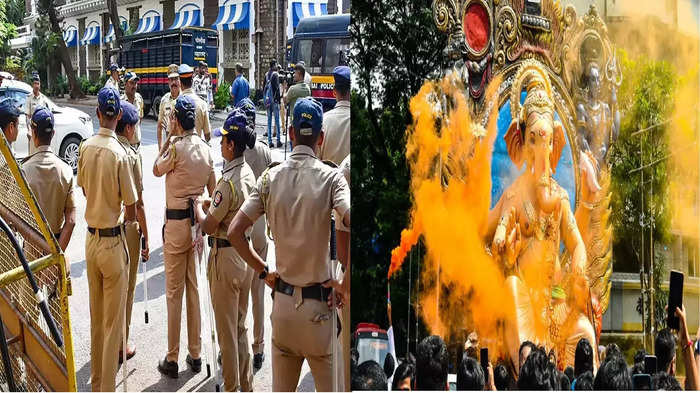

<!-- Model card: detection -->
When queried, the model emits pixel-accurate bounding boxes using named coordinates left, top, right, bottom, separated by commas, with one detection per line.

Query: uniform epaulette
left=322, top=160, right=338, bottom=168
left=267, top=161, right=281, bottom=169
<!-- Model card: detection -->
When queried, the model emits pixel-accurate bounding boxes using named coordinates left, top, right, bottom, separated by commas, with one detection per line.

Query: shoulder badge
left=322, top=160, right=338, bottom=168
left=213, top=190, right=223, bottom=208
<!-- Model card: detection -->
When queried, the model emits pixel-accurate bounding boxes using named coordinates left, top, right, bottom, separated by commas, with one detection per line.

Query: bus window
left=297, top=39, right=323, bottom=74
left=323, top=38, right=350, bottom=73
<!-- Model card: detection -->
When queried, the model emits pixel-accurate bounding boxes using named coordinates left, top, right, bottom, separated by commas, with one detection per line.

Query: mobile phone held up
left=633, top=374, right=653, bottom=390
left=667, top=270, right=684, bottom=330
left=644, top=355, right=657, bottom=375
left=480, top=347, right=489, bottom=374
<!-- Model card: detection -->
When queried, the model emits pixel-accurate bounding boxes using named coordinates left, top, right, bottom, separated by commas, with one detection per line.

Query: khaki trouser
left=124, top=221, right=141, bottom=342
left=164, top=248, right=201, bottom=362
left=86, top=230, right=128, bottom=392
left=209, top=245, right=254, bottom=391
left=271, top=288, right=345, bottom=392
left=250, top=216, right=268, bottom=355
left=337, top=263, right=350, bottom=392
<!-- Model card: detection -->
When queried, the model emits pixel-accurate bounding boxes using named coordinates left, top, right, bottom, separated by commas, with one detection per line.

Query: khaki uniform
left=104, top=77, right=120, bottom=93
left=242, top=141, right=272, bottom=355
left=240, top=145, right=350, bottom=391
left=121, top=93, right=144, bottom=147
left=207, top=157, right=256, bottom=391
left=117, top=135, right=143, bottom=343
left=158, top=92, right=178, bottom=146
left=25, top=92, right=50, bottom=155
left=77, top=127, right=138, bottom=392
left=22, top=144, right=76, bottom=259
left=182, top=88, right=211, bottom=140
left=155, top=131, right=214, bottom=363
left=338, top=154, right=351, bottom=390
left=319, top=100, right=350, bottom=166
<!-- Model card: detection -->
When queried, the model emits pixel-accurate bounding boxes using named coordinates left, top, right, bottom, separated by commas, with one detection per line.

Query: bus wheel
left=152, top=95, right=162, bottom=118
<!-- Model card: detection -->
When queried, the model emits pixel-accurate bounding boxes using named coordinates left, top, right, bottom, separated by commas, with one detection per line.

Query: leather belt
left=166, top=208, right=191, bottom=220
left=208, top=237, right=231, bottom=248
left=87, top=226, right=121, bottom=237
left=275, top=279, right=331, bottom=301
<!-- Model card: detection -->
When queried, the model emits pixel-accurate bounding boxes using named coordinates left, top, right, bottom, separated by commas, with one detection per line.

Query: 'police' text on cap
left=98, top=87, right=121, bottom=117
left=293, top=97, right=323, bottom=136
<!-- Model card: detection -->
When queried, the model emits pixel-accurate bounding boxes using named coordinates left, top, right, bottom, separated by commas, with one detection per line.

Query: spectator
left=264, top=61, right=282, bottom=148
left=653, top=371, right=682, bottom=390
left=518, top=347, right=555, bottom=390
left=671, top=305, right=700, bottom=390
left=456, top=355, right=484, bottom=390
left=593, top=355, right=632, bottom=390
left=353, top=360, right=389, bottom=390
left=415, top=335, right=449, bottom=390
left=384, top=353, right=396, bottom=380
left=575, top=338, right=594, bottom=378
left=519, top=340, right=537, bottom=374
left=230, top=63, right=250, bottom=107
left=494, top=363, right=514, bottom=391
left=656, top=328, right=676, bottom=375
left=573, top=370, right=594, bottom=390
left=283, top=63, right=311, bottom=139
left=630, top=348, right=647, bottom=376
left=392, top=355, right=416, bottom=391
left=557, top=370, right=571, bottom=391
left=564, top=366, right=575, bottom=384
left=604, top=343, right=624, bottom=362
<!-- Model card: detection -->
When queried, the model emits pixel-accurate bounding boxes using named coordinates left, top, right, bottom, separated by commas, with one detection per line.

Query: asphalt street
left=62, top=103, right=314, bottom=392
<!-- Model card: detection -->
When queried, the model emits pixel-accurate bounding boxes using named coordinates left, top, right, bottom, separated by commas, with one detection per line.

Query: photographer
left=283, top=63, right=311, bottom=148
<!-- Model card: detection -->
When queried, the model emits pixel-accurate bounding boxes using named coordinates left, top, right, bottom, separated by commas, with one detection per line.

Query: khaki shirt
left=21, top=145, right=75, bottom=234
left=104, top=77, right=120, bottom=92
left=208, top=157, right=256, bottom=239
left=116, top=135, right=143, bottom=193
left=158, top=92, right=178, bottom=144
left=243, top=140, right=272, bottom=179
left=240, top=145, right=350, bottom=287
left=26, top=92, right=50, bottom=118
left=155, top=131, right=214, bottom=252
left=337, top=154, right=350, bottom=232
left=319, top=100, right=350, bottom=166
left=182, top=88, right=211, bottom=140
left=77, top=127, right=138, bottom=228
left=122, top=92, right=144, bottom=146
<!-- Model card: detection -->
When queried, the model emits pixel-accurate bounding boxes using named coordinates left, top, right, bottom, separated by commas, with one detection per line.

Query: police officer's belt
left=166, top=208, right=192, bottom=220
left=275, top=279, right=332, bottom=301
left=208, top=237, right=231, bottom=248
left=87, top=226, right=122, bottom=237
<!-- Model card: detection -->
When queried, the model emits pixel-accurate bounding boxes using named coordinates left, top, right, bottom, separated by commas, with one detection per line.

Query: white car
left=0, top=80, right=92, bottom=170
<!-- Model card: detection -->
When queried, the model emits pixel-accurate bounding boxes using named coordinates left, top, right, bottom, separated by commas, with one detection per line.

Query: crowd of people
left=0, top=57, right=351, bottom=392
left=352, top=304, right=700, bottom=391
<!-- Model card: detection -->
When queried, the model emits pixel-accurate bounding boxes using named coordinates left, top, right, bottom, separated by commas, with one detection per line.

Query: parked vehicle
left=119, top=27, right=219, bottom=116
left=353, top=322, right=390, bottom=369
left=0, top=80, right=93, bottom=170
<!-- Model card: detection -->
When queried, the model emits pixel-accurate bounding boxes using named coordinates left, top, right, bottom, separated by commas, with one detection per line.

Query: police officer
left=319, top=66, right=350, bottom=166
left=178, top=64, right=211, bottom=142
left=25, top=73, right=50, bottom=155
left=0, top=97, right=23, bottom=148
left=154, top=94, right=215, bottom=378
left=114, top=100, right=150, bottom=363
left=228, top=97, right=350, bottom=391
left=77, top=87, right=138, bottom=392
left=105, top=64, right=121, bottom=92
left=157, top=64, right=181, bottom=149
left=236, top=98, right=271, bottom=369
left=121, top=72, right=144, bottom=149
left=21, top=107, right=76, bottom=252
left=193, top=110, right=256, bottom=391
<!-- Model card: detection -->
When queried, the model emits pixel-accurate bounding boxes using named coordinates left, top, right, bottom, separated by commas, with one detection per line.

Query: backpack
left=263, top=71, right=272, bottom=108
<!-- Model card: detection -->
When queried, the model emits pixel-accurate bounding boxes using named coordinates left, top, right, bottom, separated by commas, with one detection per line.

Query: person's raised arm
left=677, top=305, right=699, bottom=390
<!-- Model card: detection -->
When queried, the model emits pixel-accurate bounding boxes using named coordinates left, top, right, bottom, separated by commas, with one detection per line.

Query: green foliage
left=52, top=74, right=68, bottom=96
left=87, top=84, right=98, bottom=95
left=215, top=82, right=231, bottom=109
left=610, top=50, right=676, bottom=332
left=77, top=76, right=93, bottom=94
left=351, top=0, right=447, bottom=357
left=6, top=0, right=25, bottom=26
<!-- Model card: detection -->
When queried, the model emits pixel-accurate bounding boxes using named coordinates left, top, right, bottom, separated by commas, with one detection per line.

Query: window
left=323, top=38, right=350, bottom=73
left=9, top=90, right=27, bottom=112
left=297, top=39, right=323, bottom=74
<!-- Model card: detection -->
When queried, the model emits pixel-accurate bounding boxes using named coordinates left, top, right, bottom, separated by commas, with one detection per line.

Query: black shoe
left=263, top=132, right=268, bottom=137
left=186, top=354, right=202, bottom=373
left=158, top=357, right=178, bottom=379
left=276, top=141, right=283, bottom=148
left=253, top=353, right=264, bottom=370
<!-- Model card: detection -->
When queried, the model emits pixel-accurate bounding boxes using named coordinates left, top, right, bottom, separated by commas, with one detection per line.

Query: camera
left=279, top=67, right=296, bottom=86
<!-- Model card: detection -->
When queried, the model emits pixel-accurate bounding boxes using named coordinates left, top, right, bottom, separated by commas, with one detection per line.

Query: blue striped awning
left=134, top=11, right=161, bottom=34
left=212, top=1, right=250, bottom=31
left=80, top=25, right=100, bottom=46
left=104, top=19, right=128, bottom=43
left=292, top=0, right=328, bottom=28
left=63, top=29, right=78, bottom=47
left=169, top=4, right=202, bottom=29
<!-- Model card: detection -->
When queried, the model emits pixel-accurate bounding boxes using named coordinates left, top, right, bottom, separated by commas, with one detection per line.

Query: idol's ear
left=505, top=119, right=524, bottom=169
left=550, top=121, right=566, bottom=173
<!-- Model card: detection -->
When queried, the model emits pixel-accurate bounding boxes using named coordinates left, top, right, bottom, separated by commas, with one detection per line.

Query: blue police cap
left=174, top=95, right=196, bottom=129
left=31, top=107, right=54, bottom=133
left=124, top=72, right=140, bottom=82
left=235, top=98, right=256, bottom=125
left=178, top=64, right=194, bottom=77
left=109, top=63, right=119, bottom=72
left=119, top=100, right=139, bottom=125
left=333, top=66, right=350, bottom=86
left=293, top=97, right=323, bottom=136
left=31, top=73, right=40, bottom=82
left=0, top=97, right=22, bottom=119
left=98, top=87, right=121, bottom=117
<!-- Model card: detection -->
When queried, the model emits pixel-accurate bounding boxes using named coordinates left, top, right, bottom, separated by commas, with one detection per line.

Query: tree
left=351, top=0, right=447, bottom=357
left=610, top=50, right=676, bottom=335
left=36, top=0, right=83, bottom=98
left=106, top=0, right=123, bottom=57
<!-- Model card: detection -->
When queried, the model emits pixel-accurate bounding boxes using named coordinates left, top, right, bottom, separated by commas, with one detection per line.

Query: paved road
left=63, top=103, right=314, bottom=391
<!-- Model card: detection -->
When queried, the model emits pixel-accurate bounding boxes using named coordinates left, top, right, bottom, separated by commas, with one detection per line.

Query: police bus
left=288, top=14, right=350, bottom=112
left=119, top=27, right=218, bottom=116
